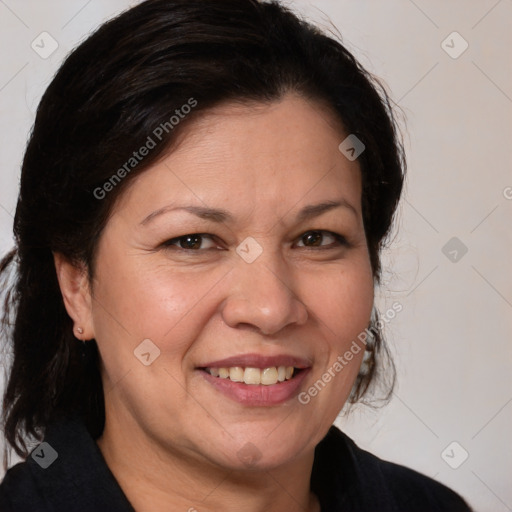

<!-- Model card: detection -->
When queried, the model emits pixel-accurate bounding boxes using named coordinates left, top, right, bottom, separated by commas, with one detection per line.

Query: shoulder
left=0, top=457, right=50, bottom=512
left=0, top=412, right=135, bottom=512
left=371, top=452, right=472, bottom=511
left=314, top=426, right=473, bottom=511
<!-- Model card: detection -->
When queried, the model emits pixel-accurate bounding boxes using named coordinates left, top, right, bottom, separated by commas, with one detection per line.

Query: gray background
left=1, top=1, right=511, bottom=511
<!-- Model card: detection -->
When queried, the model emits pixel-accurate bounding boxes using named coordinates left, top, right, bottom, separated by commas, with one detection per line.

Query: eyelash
left=161, top=230, right=350, bottom=253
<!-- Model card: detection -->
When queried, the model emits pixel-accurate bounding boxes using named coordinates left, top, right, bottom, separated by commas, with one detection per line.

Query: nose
left=220, top=253, right=309, bottom=336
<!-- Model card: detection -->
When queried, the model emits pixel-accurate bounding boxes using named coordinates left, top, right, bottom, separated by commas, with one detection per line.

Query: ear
left=53, top=252, right=95, bottom=340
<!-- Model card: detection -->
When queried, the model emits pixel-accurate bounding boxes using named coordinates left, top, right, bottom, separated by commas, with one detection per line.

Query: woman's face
left=87, top=93, right=374, bottom=470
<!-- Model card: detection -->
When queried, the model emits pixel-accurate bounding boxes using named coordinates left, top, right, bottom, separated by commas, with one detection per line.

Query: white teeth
left=207, top=366, right=296, bottom=385
left=244, top=367, right=261, bottom=385
left=229, top=367, right=244, bottom=382
left=261, top=367, right=278, bottom=385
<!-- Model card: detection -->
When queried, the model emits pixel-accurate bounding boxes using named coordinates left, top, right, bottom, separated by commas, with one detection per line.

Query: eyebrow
left=140, top=199, right=357, bottom=226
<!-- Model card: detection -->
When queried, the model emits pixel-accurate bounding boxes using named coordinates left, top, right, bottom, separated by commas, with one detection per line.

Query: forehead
left=114, top=93, right=362, bottom=220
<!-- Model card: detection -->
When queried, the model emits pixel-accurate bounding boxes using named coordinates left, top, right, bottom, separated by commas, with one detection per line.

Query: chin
left=205, top=428, right=311, bottom=472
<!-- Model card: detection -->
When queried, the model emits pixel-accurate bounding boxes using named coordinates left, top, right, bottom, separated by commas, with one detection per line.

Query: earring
left=74, top=326, right=92, bottom=364
left=75, top=326, right=85, bottom=343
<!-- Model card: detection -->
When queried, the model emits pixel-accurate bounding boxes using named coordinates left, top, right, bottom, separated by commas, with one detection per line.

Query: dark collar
left=29, top=412, right=393, bottom=512
left=28, top=411, right=136, bottom=511
left=311, top=424, right=397, bottom=511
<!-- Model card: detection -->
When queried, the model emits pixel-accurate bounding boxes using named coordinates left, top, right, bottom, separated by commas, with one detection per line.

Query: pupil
left=182, top=235, right=201, bottom=249
left=305, top=231, right=321, bottom=246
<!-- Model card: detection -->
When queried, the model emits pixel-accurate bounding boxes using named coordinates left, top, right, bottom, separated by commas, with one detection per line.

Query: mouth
left=196, top=354, right=311, bottom=406
left=201, top=366, right=305, bottom=386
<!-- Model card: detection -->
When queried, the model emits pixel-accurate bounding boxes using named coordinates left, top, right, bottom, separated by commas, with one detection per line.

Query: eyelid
left=161, top=233, right=220, bottom=250
left=295, top=230, right=348, bottom=249
left=161, top=230, right=349, bottom=252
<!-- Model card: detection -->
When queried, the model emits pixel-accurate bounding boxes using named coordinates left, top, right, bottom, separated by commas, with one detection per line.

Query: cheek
left=295, top=259, right=373, bottom=420
left=307, top=259, right=374, bottom=343
left=90, top=254, right=224, bottom=361
left=307, top=257, right=373, bottom=399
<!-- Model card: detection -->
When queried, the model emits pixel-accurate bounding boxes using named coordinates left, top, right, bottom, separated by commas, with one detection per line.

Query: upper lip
left=199, top=353, right=312, bottom=369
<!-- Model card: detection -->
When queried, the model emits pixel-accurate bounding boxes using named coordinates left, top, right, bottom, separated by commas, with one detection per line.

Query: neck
left=96, top=410, right=321, bottom=512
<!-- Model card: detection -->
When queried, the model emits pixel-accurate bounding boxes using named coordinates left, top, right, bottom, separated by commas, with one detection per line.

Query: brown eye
left=296, top=230, right=348, bottom=249
left=161, top=230, right=349, bottom=253
left=162, top=233, right=218, bottom=251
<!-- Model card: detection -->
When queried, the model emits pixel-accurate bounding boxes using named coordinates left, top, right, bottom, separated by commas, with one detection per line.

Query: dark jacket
left=0, top=412, right=472, bottom=511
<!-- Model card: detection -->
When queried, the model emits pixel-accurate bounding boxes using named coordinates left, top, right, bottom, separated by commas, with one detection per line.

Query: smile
left=199, top=367, right=310, bottom=406
left=204, top=366, right=299, bottom=386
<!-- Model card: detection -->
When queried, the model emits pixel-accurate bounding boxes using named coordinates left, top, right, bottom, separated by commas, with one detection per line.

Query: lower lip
left=199, top=369, right=310, bottom=406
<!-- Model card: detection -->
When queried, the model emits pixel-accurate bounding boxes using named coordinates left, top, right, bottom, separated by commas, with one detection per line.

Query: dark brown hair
left=0, top=0, right=405, bottom=466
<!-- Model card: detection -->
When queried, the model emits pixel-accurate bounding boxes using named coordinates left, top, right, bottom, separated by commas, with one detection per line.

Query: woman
left=0, top=0, right=472, bottom=510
